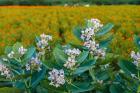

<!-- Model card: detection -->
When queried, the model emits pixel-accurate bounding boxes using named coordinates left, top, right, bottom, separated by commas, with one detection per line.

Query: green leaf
left=99, top=36, right=113, bottom=48
left=96, top=23, right=114, bottom=36
left=4, top=46, right=12, bottom=54
left=73, top=26, right=83, bottom=41
left=96, top=70, right=110, bottom=80
left=70, top=82, right=94, bottom=93
left=74, top=59, right=96, bottom=75
left=134, top=35, right=140, bottom=49
left=12, top=42, right=22, bottom=54
left=36, top=86, right=48, bottom=93
left=23, top=46, right=36, bottom=63
left=69, top=43, right=88, bottom=50
left=110, top=84, right=124, bottom=93
left=53, top=45, right=67, bottom=66
left=31, top=66, right=47, bottom=88
left=118, top=60, right=138, bottom=75
left=14, top=81, right=25, bottom=89
left=76, top=51, right=89, bottom=64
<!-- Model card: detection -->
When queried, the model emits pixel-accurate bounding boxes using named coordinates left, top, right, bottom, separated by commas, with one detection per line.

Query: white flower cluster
left=37, top=33, right=52, bottom=50
left=81, top=18, right=106, bottom=58
left=7, top=46, right=27, bottom=58
left=18, top=46, right=27, bottom=55
left=26, top=57, right=42, bottom=71
left=48, top=68, right=65, bottom=87
left=87, top=18, right=103, bottom=32
left=81, top=28, right=95, bottom=41
left=131, top=51, right=140, bottom=66
left=0, top=63, right=11, bottom=78
left=64, top=48, right=81, bottom=69
left=7, top=51, right=15, bottom=58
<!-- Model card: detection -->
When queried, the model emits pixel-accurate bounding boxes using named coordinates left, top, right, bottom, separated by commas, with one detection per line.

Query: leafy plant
left=1, top=18, right=138, bottom=93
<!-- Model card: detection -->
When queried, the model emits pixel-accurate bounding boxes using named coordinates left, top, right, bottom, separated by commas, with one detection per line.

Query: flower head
left=26, top=57, right=42, bottom=71
left=131, top=51, right=140, bottom=66
left=0, top=63, right=11, bottom=78
left=81, top=27, right=95, bottom=41
left=64, top=57, right=77, bottom=69
left=65, top=48, right=81, bottom=57
left=18, top=46, right=27, bottom=55
left=48, top=69, right=65, bottom=87
left=7, top=51, right=15, bottom=58
left=37, top=33, right=52, bottom=50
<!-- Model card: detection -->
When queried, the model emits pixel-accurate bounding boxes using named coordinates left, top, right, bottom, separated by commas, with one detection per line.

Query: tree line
left=0, top=0, right=139, bottom=5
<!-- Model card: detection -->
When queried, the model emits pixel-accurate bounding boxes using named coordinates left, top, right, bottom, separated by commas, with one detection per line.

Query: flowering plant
left=1, top=18, right=138, bottom=93
left=118, top=35, right=140, bottom=93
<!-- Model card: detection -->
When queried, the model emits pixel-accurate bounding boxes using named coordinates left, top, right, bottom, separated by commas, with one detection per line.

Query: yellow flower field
left=0, top=5, right=140, bottom=58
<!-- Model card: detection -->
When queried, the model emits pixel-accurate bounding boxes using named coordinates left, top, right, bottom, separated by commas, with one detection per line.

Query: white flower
left=131, top=51, right=140, bottom=66
left=84, top=40, right=99, bottom=53
left=18, top=46, right=27, bottom=55
left=46, top=35, right=52, bottom=41
left=65, top=48, right=81, bottom=57
left=81, top=27, right=95, bottom=41
left=0, top=63, right=11, bottom=78
left=26, top=57, right=42, bottom=71
left=87, top=18, right=103, bottom=31
left=37, top=34, right=52, bottom=49
left=95, top=48, right=106, bottom=58
left=48, top=69, right=65, bottom=87
left=64, top=57, right=77, bottom=69
left=40, top=33, right=52, bottom=41
left=7, top=51, right=15, bottom=58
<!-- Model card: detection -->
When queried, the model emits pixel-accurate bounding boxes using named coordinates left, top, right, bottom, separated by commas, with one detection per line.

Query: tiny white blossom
left=0, top=63, right=11, bottom=78
left=131, top=51, right=140, bottom=66
left=7, top=51, right=15, bottom=58
left=18, top=46, right=27, bottom=55
left=84, top=40, right=99, bottom=53
left=48, top=69, right=65, bottom=87
left=65, top=48, right=81, bottom=57
left=87, top=18, right=103, bottom=31
left=81, top=27, right=95, bottom=41
left=26, top=57, right=42, bottom=71
left=64, top=57, right=77, bottom=69
left=37, top=34, right=52, bottom=50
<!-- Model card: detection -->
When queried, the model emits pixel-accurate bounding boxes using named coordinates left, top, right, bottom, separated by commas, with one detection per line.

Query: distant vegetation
left=0, top=0, right=139, bottom=5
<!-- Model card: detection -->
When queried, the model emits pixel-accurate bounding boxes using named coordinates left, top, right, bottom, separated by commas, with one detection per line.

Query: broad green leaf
left=73, top=26, right=83, bottom=41
left=4, top=46, right=12, bottom=54
left=95, top=70, right=110, bottom=80
left=23, top=46, right=36, bottom=63
left=31, top=66, right=47, bottom=88
left=70, top=82, right=94, bottom=93
left=118, top=60, right=138, bottom=75
left=69, top=43, right=88, bottom=50
left=76, top=51, right=89, bottom=64
left=110, top=84, right=124, bottom=93
left=134, top=35, right=140, bottom=49
left=53, top=46, right=67, bottom=66
left=99, top=36, right=113, bottom=48
left=14, top=81, right=25, bottom=89
left=96, top=23, right=114, bottom=36
left=36, top=86, right=48, bottom=93
left=74, top=59, right=96, bottom=75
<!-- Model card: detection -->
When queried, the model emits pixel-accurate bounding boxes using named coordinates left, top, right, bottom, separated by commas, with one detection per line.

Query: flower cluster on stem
left=48, top=68, right=65, bottom=87
left=0, top=63, right=11, bottom=78
left=81, top=18, right=106, bottom=58
left=64, top=48, right=81, bottom=69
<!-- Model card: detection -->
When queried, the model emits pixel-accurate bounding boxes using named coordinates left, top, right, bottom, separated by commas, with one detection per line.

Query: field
left=0, top=5, right=140, bottom=58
